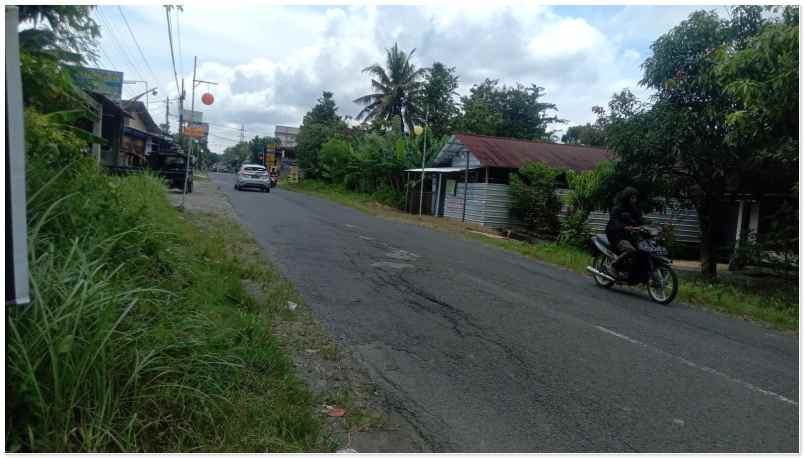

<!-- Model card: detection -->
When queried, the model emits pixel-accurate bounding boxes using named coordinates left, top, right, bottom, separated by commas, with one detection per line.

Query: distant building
left=275, top=125, right=299, bottom=159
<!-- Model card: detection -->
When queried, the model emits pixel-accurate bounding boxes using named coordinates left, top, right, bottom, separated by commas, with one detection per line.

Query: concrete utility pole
left=418, top=107, right=428, bottom=216
left=180, top=56, right=219, bottom=208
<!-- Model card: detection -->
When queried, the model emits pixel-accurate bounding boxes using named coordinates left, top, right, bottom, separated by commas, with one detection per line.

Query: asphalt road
left=211, top=173, right=798, bottom=452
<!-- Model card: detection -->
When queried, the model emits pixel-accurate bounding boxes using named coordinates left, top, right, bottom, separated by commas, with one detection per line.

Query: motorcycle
left=586, top=225, right=679, bottom=305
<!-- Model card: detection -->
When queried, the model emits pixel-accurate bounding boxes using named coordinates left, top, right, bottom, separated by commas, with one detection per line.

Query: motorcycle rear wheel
left=648, top=265, right=678, bottom=305
left=591, top=253, right=615, bottom=288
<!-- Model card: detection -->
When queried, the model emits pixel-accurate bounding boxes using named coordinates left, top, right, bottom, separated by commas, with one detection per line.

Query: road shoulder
left=170, top=177, right=430, bottom=452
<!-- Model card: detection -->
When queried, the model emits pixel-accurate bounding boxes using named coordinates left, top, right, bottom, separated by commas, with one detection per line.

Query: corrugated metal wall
left=442, top=185, right=702, bottom=243
left=556, top=189, right=701, bottom=244
left=444, top=183, right=514, bottom=228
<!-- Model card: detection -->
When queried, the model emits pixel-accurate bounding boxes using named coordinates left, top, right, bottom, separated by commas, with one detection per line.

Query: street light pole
left=124, top=80, right=150, bottom=105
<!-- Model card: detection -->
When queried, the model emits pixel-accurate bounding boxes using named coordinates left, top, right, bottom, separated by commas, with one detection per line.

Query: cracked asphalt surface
left=210, top=173, right=798, bottom=452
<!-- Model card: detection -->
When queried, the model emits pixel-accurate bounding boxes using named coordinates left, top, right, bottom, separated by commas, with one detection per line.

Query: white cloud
left=97, top=4, right=702, bottom=152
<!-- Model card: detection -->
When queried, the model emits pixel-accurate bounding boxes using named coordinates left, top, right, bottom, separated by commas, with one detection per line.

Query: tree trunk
left=697, top=198, right=718, bottom=280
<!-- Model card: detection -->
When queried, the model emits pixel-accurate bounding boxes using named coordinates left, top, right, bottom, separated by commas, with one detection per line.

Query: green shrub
left=509, top=162, right=562, bottom=238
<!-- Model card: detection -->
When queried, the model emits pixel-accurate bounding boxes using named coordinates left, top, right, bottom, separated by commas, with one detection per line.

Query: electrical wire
left=166, top=113, right=276, bottom=138
left=175, top=7, right=184, bottom=78
left=116, top=6, right=161, bottom=89
left=97, top=7, right=148, bottom=84
left=165, top=6, right=181, bottom=94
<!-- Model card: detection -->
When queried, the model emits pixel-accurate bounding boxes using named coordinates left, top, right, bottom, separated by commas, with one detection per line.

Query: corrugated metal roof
left=454, top=133, right=611, bottom=171
left=405, top=167, right=479, bottom=173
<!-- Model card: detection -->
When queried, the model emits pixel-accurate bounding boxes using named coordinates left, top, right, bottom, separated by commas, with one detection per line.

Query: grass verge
left=284, top=180, right=798, bottom=331
left=7, top=171, right=329, bottom=452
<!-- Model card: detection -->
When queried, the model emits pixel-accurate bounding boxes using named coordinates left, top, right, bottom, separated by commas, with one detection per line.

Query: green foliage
left=247, top=135, right=280, bottom=164
left=456, top=79, right=564, bottom=140
left=18, top=5, right=101, bottom=65
left=319, top=137, right=351, bottom=183
left=561, top=123, right=606, bottom=146
left=608, top=7, right=795, bottom=278
left=422, top=62, right=460, bottom=138
left=457, top=96, right=502, bottom=136
left=559, top=161, right=615, bottom=247
left=297, top=92, right=347, bottom=178
left=509, top=162, right=562, bottom=238
left=9, top=109, right=323, bottom=452
left=715, top=7, right=798, bottom=166
left=353, top=43, right=428, bottom=134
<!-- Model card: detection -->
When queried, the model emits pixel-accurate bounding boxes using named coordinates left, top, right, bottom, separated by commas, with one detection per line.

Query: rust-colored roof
left=454, top=133, right=612, bottom=171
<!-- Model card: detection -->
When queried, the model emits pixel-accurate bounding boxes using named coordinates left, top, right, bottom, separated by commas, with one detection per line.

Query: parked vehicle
left=235, top=164, right=271, bottom=192
left=154, top=153, right=193, bottom=193
left=586, top=225, right=679, bottom=304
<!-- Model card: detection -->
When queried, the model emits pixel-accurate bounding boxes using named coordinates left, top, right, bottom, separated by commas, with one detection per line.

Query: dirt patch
left=168, top=176, right=429, bottom=452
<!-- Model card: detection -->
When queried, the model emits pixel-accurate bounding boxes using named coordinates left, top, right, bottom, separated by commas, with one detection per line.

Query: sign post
left=6, top=6, right=30, bottom=305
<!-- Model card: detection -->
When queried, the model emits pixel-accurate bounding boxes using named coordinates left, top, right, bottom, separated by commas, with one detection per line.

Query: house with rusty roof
left=406, top=133, right=612, bottom=228
left=406, top=133, right=704, bottom=246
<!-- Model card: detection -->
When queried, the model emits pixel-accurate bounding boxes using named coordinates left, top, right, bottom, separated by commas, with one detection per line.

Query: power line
left=165, top=113, right=276, bottom=137
left=175, top=7, right=184, bottom=77
left=116, top=6, right=160, bottom=89
left=164, top=6, right=181, bottom=94
left=97, top=8, right=148, bottom=84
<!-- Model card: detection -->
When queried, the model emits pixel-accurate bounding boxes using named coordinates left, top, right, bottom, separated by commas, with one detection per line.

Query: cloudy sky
left=92, top=3, right=728, bottom=153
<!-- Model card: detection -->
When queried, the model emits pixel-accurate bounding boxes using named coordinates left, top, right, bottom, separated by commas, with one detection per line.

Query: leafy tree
left=421, top=62, right=460, bottom=138
left=457, top=96, right=502, bottom=136
left=561, top=123, right=606, bottom=146
left=353, top=42, right=427, bottom=134
left=456, top=79, right=564, bottom=140
left=297, top=91, right=347, bottom=177
left=715, top=6, right=798, bottom=166
left=17, top=6, right=100, bottom=113
left=246, top=135, right=280, bottom=164
left=609, top=7, right=782, bottom=278
left=508, top=162, right=562, bottom=238
left=18, top=6, right=100, bottom=64
left=304, top=91, right=340, bottom=126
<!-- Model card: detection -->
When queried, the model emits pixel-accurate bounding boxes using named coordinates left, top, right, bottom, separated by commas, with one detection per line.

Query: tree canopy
left=353, top=43, right=427, bottom=134
left=456, top=79, right=564, bottom=141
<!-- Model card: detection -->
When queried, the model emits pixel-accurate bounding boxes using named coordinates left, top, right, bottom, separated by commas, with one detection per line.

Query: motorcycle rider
left=606, top=187, right=645, bottom=274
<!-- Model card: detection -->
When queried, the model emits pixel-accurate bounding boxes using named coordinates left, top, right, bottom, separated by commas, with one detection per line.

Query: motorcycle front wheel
left=591, top=253, right=615, bottom=289
left=647, top=265, right=678, bottom=305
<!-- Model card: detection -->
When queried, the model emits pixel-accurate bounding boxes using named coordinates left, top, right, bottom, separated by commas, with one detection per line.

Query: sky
left=91, top=3, right=730, bottom=153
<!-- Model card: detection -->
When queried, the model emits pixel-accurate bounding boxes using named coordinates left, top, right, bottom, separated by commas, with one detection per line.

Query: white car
left=235, top=164, right=271, bottom=192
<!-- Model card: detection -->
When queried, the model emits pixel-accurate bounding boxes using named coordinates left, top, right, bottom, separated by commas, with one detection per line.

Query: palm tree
left=353, top=43, right=428, bottom=134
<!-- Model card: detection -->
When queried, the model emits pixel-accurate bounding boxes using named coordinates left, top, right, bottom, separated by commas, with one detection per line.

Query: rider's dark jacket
left=605, top=189, right=645, bottom=251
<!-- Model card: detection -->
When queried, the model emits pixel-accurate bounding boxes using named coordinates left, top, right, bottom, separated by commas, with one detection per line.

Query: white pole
left=418, top=107, right=428, bottom=216
left=181, top=56, right=197, bottom=208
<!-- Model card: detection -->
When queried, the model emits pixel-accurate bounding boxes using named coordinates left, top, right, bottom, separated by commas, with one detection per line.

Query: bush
left=318, top=137, right=351, bottom=184
left=509, top=162, right=562, bottom=238
left=558, top=161, right=615, bottom=247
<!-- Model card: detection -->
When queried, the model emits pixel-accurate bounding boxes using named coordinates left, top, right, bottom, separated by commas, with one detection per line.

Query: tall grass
left=7, top=110, right=322, bottom=451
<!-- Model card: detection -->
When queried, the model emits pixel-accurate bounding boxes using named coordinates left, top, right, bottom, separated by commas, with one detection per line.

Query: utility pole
left=180, top=56, right=218, bottom=208
left=164, top=97, right=170, bottom=134
left=240, top=124, right=245, bottom=143
left=419, top=107, right=428, bottom=216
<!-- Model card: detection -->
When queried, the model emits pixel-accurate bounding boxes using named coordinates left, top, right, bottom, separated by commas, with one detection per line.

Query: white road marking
left=360, top=235, right=374, bottom=241
left=594, top=325, right=798, bottom=407
left=345, top=224, right=357, bottom=229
